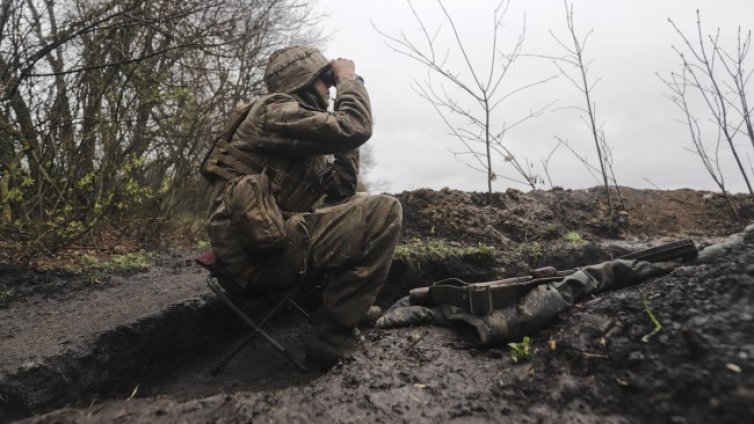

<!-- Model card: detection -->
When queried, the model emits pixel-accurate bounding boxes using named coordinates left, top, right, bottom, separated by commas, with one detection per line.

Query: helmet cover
left=265, top=46, right=330, bottom=94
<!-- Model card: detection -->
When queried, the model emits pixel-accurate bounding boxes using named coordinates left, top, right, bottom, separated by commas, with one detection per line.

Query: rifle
left=408, top=239, right=698, bottom=315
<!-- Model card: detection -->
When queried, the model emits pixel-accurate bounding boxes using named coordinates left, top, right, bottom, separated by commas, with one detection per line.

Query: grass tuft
left=0, top=289, right=15, bottom=303
left=508, top=336, right=532, bottom=363
left=641, top=296, right=663, bottom=343
left=563, top=230, right=584, bottom=243
left=83, top=250, right=156, bottom=274
left=394, top=238, right=495, bottom=262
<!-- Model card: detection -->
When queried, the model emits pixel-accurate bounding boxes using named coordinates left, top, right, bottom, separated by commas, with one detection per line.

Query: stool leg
left=207, top=276, right=308, bottom=373
left=211, top=296, right=311, bottom=375
left=289, top=299, right=312, bottom=323
left=210, top=332, right=254, bottom=376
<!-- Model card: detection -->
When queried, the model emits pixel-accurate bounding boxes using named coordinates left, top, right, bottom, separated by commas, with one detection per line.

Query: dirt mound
left=382, top=187, right=750, bottom=302
left=396, top=187, right=750, bottom=243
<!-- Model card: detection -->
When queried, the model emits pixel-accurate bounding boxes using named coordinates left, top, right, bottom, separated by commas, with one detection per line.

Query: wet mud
left=0, top=188, right=752, bottom=423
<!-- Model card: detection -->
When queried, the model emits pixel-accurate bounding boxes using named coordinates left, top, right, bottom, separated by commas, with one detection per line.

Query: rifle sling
left=428, top=277, right=563, bottom=316
left=424, top=239, right=698, bottom=316
left=200, top=101, right=290, bottom=190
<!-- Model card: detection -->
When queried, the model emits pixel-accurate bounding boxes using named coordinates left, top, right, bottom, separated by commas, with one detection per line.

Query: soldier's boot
left=305, top=314, right=358, bottom=370
left=301, top=195, right=402, bottom=368
left=359, top=305, right=383, bottom=327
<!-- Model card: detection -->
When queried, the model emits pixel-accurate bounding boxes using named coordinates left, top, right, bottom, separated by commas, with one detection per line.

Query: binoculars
left=320, top=66, right=364, bottom=87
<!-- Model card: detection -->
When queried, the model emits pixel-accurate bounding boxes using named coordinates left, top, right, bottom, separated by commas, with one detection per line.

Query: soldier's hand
left=331, top=58, right=356, bottom=82
left=374, top=296, right=439, bottom=329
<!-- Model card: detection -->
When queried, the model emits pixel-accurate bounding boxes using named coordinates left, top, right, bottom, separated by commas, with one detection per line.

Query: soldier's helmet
left=265, top=46, right=329, bottom=94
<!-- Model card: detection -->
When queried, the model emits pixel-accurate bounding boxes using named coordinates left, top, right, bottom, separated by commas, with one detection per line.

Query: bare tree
left=356, top=144, right=389, bottom=192
left=375, top=0, right=556, bottom=202
left=546, top=1, right=624, bottom=218
left=661, top=68, right=738, bottom=213
left=665, top=10, right=754, bottom=198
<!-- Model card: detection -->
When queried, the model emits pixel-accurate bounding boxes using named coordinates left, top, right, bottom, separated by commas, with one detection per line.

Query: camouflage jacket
left=204, top=78, right=372, bottom=283
left=205, top=77, right=371, bottom=210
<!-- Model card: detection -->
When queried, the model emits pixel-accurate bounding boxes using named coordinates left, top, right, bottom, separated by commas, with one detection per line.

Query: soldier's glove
left=375, top=296, right=443, bottom=328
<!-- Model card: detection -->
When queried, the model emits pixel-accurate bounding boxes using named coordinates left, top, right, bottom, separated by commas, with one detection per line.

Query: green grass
left=394, top=238, right=495, bottom=262
left=0, top=289, right=14, bottom=303
left=563, top=230, right=584, bottom=243
left=83, top=250, right=156, bottom=274
left=518, top=241, right=544, bottom=264
left=641, top=296, right=663, bottom=343
left=508, top=336, right=532, bottom=363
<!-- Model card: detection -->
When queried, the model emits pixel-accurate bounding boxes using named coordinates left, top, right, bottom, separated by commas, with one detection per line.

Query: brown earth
left=396, top=186, right=749, bottom=243
left=0, top=187, right=752, bottom=423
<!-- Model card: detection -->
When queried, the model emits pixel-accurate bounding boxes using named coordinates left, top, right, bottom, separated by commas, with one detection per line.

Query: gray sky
left=320, top=0, right=754, bottom=194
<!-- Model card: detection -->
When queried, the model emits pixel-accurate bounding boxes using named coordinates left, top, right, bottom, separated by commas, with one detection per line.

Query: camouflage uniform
left=202, top=46, right=402, bottom=367
left=377, top=259, right=674, bottom=346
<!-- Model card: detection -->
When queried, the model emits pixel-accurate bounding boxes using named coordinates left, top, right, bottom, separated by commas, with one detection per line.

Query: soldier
left=201, top=46, right=402, bottom=369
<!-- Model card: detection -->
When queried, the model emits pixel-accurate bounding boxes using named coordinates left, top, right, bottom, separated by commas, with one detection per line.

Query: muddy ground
left=1, top=187, right=752, bottom=423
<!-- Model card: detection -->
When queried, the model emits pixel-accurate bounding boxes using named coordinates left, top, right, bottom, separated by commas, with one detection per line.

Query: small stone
left=697, top=245, right=725, bottom=263
left=726, top=363, right=742, bottom=373
left=487, top=349, right=503, bottom=359
left=628, top=351, right=645, bottom=362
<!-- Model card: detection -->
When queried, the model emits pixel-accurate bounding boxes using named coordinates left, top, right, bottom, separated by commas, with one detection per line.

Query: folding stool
left=195, top=250, right=311, bottom=373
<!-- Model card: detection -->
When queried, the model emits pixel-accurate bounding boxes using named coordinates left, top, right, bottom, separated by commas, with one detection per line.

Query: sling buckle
left=467, top=285, right=494, bottom=316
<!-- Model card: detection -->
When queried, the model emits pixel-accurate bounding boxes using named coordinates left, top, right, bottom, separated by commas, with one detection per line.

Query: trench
left=0, top=240, right=639, bottom=423
left=0, top=290, right=328, bottom=423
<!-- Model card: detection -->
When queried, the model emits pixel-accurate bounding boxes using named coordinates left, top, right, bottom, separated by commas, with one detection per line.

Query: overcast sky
left=319, top=0, right=754, bottom=194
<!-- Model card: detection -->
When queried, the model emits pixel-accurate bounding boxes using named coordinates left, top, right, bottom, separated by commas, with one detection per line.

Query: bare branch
left=376, top=0, right=554, bottom=197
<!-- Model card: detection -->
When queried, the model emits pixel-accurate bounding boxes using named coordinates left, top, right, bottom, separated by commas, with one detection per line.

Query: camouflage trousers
left=377, top=259, right=673, bottom=346
left=244, top=193, right=402, bottom=329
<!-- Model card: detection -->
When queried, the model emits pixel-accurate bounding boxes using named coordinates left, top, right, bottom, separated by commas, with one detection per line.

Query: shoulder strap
left=200, top=102, right=255, bottom=179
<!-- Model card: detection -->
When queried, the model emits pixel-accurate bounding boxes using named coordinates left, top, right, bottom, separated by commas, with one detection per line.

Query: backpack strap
left=200, top=102, right=290, bottom=190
